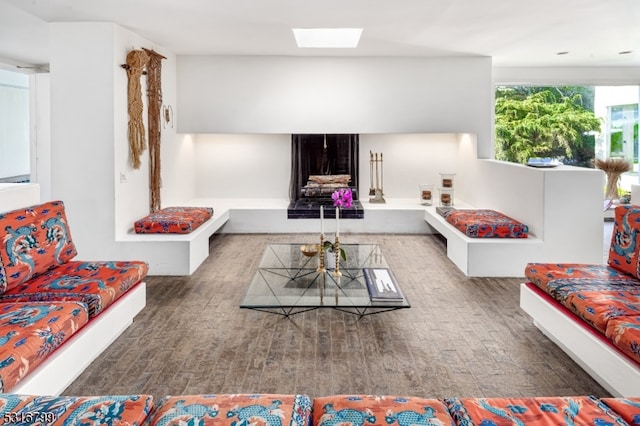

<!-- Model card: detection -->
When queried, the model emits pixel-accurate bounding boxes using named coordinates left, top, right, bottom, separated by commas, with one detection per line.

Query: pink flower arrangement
left=332, top=188, right=353, bottom=208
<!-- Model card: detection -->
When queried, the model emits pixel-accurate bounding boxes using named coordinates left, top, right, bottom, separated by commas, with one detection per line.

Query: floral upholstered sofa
left=0, top=200, right=148, bottom=394
left=521, top=204, right=640, bottom=397
left=0, top=392, right=638, bottom=425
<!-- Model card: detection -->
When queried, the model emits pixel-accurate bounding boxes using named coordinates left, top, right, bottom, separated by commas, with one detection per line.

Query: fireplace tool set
left=369, top=151, right=386, bottom=203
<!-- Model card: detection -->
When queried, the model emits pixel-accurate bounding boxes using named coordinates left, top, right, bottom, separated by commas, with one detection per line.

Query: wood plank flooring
left=64, top=233, right=609, bottom=400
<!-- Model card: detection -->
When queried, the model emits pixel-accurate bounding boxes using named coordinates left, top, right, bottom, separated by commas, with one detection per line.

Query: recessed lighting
left=556, top=51, right=569, bottom=55
left=619, top=50, right=632, bottom=55
left=292, top=28, right=363, bottom=48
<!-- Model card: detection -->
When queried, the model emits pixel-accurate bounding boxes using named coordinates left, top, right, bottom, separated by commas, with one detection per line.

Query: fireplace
left=288, top=134, right=364, bottom=219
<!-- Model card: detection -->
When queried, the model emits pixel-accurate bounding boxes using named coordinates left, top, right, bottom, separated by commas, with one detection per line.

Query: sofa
left=521, top=204, right=640, bottom=397
left=0, top=200, right=148, bottom=394
left=0, top=392, right=637, bottom=425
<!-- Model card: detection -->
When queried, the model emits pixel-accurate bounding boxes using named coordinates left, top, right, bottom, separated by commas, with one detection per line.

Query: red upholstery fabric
left=0, top=302, right=88, bottom=392
left=445, top=396, right=626, bottom=426
left=445, top=209, right=528, bottom=238
left=0, top=200, right=77, bottom=292
left=606, top=315, right=640, bottom=366
left=312, top=395, right=455, bottom=426
left=134, top=206, right=213, bottom=234
left=524, top=263, right=634, bottom=294
left=609, top=204, right=640, bottom=278
left=563, top=290, right=640, bottom=334
left=148, top=394, right=312, bottom=426
left=601, top=397, right=640, bottom=425
left=0, top=393, right=153, bottom=424
left=0, top=260, right=148, bottom=318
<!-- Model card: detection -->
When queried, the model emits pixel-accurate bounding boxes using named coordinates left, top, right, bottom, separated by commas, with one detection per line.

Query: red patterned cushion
left=601, top=397, right=640, bottom=425
left=0, top=302, right=88, bottom=392
left=524, top=263, right=633, bottom=293
left=609, top=205, right=640, bottom=278
left=606, top=315, right=640, bottom=366
left=134, top=206, right=214, bottom=234
left=445, top=396, right=626, bottom=426
left=0, top=260, right=148, bottom=318
left=147, top=394, right=312, bottom=426
left=563, top=290, right=640, bottom=334
left=312, top=395, right=454, bottom=426
left=0, top=201, right=77, bottom=292
left=0, top=393, right=153, bottom=424
left=445, top=209, right=528, bottom=238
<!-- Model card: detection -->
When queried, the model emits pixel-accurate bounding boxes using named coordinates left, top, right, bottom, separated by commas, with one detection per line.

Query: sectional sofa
left=0, top=200, right=147, bottom=395
left=0, top=392, right=638, bottom=425
left=521, top=204, right=640, bottom=397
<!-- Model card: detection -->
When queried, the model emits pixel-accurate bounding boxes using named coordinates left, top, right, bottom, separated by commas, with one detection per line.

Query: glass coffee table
left=240, top=243, right=410, bottom=317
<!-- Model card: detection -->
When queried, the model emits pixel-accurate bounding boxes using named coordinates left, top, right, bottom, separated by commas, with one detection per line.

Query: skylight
left=292, top=28, right=363, bottom=48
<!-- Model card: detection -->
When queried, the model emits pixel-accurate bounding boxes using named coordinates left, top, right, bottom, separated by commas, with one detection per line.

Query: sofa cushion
left=601, top=397, right=640, bottom=425
left=312, top=395, right=455, bottom=426
left=561, top=289, right=640, bottom=334
left=0, top=260, right=148, bottom=318
left=134, top=206, right=214, bottom=234
left=0, top=301, right=88, bottom=392
left=445, top=209, right=529, bottom=238
left=0, top=200, right=77, bottom=291
left=445, top=396, right=626, bottom=426
left=147, top=394, right=312, bottom=426
left=0, top=393, right=153, bottom=424
left=606, top=315, right=640, bottom=366
left=609, top=204, right=640, bottom=278
left=525, top=263, right=635, bottom=294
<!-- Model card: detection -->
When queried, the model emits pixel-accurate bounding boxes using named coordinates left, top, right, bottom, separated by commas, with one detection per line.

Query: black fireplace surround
left=288, top=134, right=364, bottom=219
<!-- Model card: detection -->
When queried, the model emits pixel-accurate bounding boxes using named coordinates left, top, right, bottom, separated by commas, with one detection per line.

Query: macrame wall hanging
left=124, top=49, right=149, bottom=169
left=143, top=48, right=166, bottom=213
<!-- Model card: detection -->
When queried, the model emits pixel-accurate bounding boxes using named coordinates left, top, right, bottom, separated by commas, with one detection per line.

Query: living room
left=1, top=0, right=639, bottom=419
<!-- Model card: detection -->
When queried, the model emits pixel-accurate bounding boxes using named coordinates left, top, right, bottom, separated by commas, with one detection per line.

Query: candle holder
left=332, top=236, right=342, bottom=277
left=317, top=233, right=326, bottom=273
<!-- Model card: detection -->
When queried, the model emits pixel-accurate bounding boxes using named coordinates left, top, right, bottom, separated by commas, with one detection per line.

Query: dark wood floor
left=64, top=233, right=609, bottom=400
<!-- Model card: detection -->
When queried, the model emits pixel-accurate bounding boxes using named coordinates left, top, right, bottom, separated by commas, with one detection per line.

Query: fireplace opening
left=288, top=134, right=364, bottom=219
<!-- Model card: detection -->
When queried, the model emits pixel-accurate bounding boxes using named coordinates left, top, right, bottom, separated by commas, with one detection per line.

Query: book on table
left=363, top=268, right=403, bottom=301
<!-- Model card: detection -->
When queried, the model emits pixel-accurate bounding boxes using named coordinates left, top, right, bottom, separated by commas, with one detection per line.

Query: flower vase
left=324, top=250, right=336, bottom=270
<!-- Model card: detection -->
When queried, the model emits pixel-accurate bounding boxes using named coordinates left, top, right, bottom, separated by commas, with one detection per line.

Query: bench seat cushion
left=601, top=397, right=640, bottom=425
left=0, top=260, right=148, bottom=318
left=0, top=393, right=153, bottom=424
left=525, top=263, right=636, bottom=294
left=445, top=209, right=528, bottom=238
left=0, top=301, right=88, bottom=392
left=147, top=394, right=312, bottom=426
left=606, top=315, right=640, bottom=366
left=608, top=204, right=640, bottom=278
left=445, top=396, right=626, bottom=426
left=134, top=206, right=214, bottom=234
left=312, top=395, right=455, bottom=426
left=0, top=200, right=77, bottom=292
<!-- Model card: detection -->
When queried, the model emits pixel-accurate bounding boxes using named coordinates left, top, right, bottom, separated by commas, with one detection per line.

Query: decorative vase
left=324, top=250, right=336, bottom=270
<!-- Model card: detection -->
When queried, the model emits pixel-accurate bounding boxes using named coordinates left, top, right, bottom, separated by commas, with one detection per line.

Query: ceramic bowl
left=300, top=244, right=319, bottom=257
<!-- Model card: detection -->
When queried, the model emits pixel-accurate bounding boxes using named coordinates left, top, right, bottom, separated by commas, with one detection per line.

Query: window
left=0, top=69, right=30, bottom=182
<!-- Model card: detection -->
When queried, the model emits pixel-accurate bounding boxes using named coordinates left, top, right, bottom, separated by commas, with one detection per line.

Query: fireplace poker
left=369, top=151, right=375, bottom=196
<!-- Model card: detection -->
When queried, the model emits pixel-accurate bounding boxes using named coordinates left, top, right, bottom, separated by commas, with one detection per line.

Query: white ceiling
left=1, top=0, right=639, bottom=69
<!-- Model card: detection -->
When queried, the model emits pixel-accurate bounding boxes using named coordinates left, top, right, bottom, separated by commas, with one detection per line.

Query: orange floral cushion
left=0, top=393, right=153, bottom=424
left=134, top=206, right=213, bottom=234
left=0, top=201, right=77, bottom=292
left=609, top=205, right=640, bottom=278
left=0, top=302, right=88, bottom=392
left=148, top=394, right=312, bottom=426
left=445, top=396, right=626, bottom=426
left=445, top=209, right=528, bottom=238
left=524, top=263, right=633, bottom=294
left=601, top=397, right=640, bottom=425
left=312, top=395, right=455, bottom=426
left=606, top=315, right=640, bottom=366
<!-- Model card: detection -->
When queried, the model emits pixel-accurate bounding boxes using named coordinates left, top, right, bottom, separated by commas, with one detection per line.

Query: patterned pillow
left=608, top=205, right=640, bottom=278
left=313, top=395, right=455, bottom=426
left=0, top=200, right=77, bottom=291
left=0, top=393, right=153, bottom=425
left=147, top=394, right=312, bottom=426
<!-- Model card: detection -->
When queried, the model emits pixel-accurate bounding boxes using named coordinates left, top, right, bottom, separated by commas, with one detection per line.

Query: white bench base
left=424, top=206, right=541, bottom=277
left=520, top=282, right=640, bottom=397
left=11, top=282, right=146, bottom=396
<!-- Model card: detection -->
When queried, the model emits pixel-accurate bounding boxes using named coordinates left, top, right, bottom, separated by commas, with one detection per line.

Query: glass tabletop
left=240, top=243, right=410, bottom=316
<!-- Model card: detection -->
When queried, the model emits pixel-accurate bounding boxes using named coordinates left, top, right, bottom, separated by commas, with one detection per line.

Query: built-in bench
left=424, top=204, right=542, bottom=277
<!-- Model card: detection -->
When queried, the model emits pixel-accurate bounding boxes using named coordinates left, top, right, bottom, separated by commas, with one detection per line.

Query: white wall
left=50, top=22, right=186, bottom=258
left=178, top=56, right=494, bottom=158
left=193, top=133, right=460, bottom=200
left=29, top=73, right=50, bottom=201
